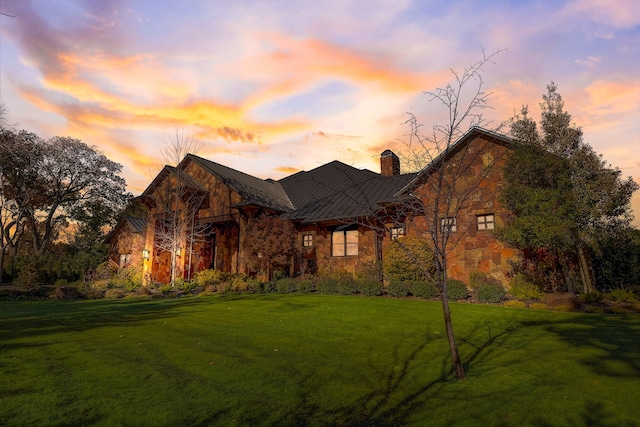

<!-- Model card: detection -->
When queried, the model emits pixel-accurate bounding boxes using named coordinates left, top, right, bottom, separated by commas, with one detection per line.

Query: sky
left=1, top=0, right=639, bottom=226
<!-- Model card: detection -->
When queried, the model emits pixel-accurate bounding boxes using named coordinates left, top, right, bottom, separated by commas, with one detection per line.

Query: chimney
left=380, top=150, right=400, bottom=176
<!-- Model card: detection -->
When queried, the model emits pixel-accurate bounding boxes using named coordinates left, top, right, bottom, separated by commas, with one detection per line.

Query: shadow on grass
left=520, top=314, right=640, bottom=379
left=0, top=297, right=214, bottom=349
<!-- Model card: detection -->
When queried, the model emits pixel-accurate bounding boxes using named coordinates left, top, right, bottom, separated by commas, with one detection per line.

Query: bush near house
left=386, top=281, right=410, bottom=298
left=412, top=281, right=439, bottom=299
left=383, top=236, right=435, bottom=282
left=446, top=279, right=469, bottom=301
left=357, top=279, right=384, bottom=297
left=509, top=273, right=544, bottom=300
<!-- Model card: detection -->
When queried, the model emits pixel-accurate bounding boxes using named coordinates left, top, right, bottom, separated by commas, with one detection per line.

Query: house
left=105, top=216, right=148, bottom=269
left=109, top=127, right=517, bottom=285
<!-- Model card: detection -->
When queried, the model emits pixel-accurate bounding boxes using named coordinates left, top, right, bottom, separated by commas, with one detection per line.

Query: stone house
left=105, top=216, right=148, bottom=269
left=109, top=127, right=517, bottom=285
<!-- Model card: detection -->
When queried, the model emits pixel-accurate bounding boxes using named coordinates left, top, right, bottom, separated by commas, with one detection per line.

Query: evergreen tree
left=499, top=83, right=638, bottom=292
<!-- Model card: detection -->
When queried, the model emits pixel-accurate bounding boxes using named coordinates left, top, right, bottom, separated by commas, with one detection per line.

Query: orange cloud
left=243, top=34, right=448, bottom=109
left=275, top=166, right=299, bottom=174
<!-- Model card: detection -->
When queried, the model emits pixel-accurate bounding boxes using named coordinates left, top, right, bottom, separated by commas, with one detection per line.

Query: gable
left=395, top=127, right=513, bottom=197
left=185, top=155, right=294, bottom=212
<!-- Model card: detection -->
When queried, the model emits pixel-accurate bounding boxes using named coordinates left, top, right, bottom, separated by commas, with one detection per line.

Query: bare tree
left=151, top=130, right=208, bottom=286
left=396, top=49, right=512, bottom=380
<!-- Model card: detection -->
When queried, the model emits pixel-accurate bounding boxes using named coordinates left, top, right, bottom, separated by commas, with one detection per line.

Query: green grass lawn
left=1, top=294, right=639, bottom=426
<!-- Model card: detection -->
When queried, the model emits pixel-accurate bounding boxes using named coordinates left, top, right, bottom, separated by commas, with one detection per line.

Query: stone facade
left=408, top=134, right=515, bottom=284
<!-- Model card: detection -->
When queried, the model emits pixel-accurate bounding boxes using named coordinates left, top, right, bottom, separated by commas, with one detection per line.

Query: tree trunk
left=437, top=266, right=466, bottom=380
left=558, top=251, right=574, bottom=293
left=577, top=246, right=594, bottom=293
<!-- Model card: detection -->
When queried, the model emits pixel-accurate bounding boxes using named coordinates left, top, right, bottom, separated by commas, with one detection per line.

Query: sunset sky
left=1, top=0, right=639, bottom=225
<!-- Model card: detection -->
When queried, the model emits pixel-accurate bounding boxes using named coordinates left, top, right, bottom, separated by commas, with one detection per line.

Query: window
left=440, top=217, right=457, bottom=233
left=332, top=229, right=358, bottom=256
left=119, top=253, right=131, bottom=268
left=476, top=214, right=495, bottom=230
left=390, top=226, right=405, bottom=240
left=302, top=234, right=314, bottom=247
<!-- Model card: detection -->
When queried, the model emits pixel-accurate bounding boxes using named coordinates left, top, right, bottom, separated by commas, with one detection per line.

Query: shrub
left=276, top=278, right=297, bottom=294
left=357, top=279, right=383, bottom=297
left=355, top=262, right=382, bottom=283
left=104, top=288, right=125, bottom=299
left=159, top=284, right=172, bottom=295
left=219, top=282, right=233, bottom=295
left=173, top=277, right=186, bottom=290
left=193, top=269, right=228, bottom=288
left=255, top=281, right=275, bottom=294
left=579, top=291, right=604, bottom=304
left=476, top=282, right=506, bottom=304
left=54, top=278, right=68, bottom=287
left=607, top=288, right=638, bottom=303
left=446, top=279, right=469, bottom=301
left=509, top=274, right=544, bottom=300
left=230, top=274, right=251, bottom=292
left=504, top=300, right=526, bottom=308
left=387, top=281, right=410, bottom=298
left=336, top=276, right=358, bottom=295
left=627, top=285, right=640, bottom=298
left=412, top=281, right=439, bottom=299
left=383, top=236, right=435, bottom=282
left=469, top=271, right=495, bottom=289
left=180, top=281, right=199, bottom=294
left=317, top=277, right=338, bottom=294
left=295, top=275, right=315, bottom=294
left=109, top=266, right=142, bottom=293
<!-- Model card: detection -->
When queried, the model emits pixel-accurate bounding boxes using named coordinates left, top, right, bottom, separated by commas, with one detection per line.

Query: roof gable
left=105, top=216, right=148, bottom=243
left=185, top=154, right=294, bottom=212
left=395, top=126, right=513, bottom=197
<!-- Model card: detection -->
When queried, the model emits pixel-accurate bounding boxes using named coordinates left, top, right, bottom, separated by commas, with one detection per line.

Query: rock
left=545, top=292, right=578, bottom=308
left=54, top=286, right=79, bottom=300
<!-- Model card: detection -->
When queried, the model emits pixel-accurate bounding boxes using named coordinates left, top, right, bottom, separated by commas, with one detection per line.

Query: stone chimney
left=380, top=150, right=400, bottom=176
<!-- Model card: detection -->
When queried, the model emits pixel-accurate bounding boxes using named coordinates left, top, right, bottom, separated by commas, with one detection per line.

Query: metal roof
left=279, top=161, right=416, bottom=223
left=185, top=154, right=294, bottom=212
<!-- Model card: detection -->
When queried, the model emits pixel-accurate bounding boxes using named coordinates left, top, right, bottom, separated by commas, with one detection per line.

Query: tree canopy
left=499, top=83, right=638, bottom=292
left=0, top=128, right=131, bottom=282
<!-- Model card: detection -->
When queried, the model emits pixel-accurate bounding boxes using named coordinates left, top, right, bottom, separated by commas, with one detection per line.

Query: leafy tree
left=244, top=215, right=298, bottom=280
left=499, top=83, right=638, bottom=292
left=0, top=129, right=130, bottom=283
left=0, top=130, right=46, bottom=283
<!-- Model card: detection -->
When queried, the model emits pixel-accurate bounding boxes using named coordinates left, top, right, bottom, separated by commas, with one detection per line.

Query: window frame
left=476, top=213, right=495, bottom=231
left=302, top=233, right=314, bottom=248
left=332, top=229, right=358, bottom=257
left=440, top=217, right=457, bottom=234
left=119, top=253, right=132, bottom=268
left=390, top=225, right=405, bottom=241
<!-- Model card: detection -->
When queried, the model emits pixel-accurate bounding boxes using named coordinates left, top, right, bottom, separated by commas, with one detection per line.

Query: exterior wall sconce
left=142, top=249, right=150, bottom=260
left=176, top=248, right=182, bottom=257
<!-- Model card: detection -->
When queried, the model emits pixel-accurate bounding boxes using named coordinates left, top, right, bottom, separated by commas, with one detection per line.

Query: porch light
left=176, top=248, right=182, bottom=257
left=142, top=249, right=150, bottom=260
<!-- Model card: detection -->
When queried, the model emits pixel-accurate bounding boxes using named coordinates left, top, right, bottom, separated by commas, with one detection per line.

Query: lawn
left=1, top=294, right=639, bottom=426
